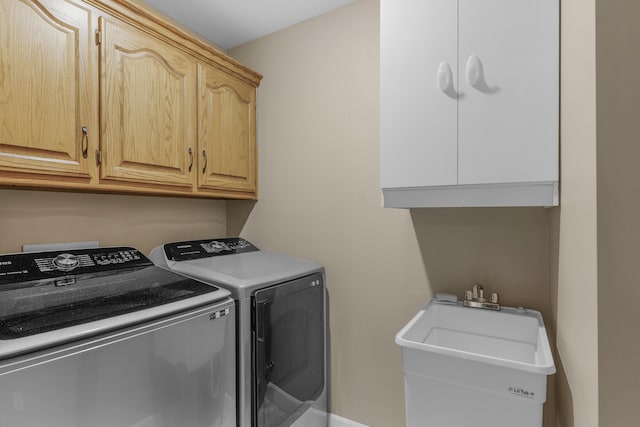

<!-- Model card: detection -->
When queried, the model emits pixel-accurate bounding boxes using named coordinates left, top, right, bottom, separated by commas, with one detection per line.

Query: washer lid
left=160, top=239, right=323, bottom=299
left=0, top=247, right=229, bottom=342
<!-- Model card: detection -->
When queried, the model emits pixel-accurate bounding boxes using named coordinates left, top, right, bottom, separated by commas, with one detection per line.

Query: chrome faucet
left=463, top=284, right=500, bottom=311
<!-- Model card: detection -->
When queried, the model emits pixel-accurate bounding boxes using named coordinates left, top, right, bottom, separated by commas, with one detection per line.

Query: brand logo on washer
left=201, top=241, right=230, bottom=254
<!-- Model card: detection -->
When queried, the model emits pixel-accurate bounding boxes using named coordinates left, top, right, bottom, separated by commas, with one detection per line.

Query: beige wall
left=229, top=1, right=554, bottom=425
left=551, top=0, right=600, bottom=425
left=596, top=0, right=640, bottom=425
left=1, top=1, right=613, bottom=425
left=0, top=189, right=227, bottom=254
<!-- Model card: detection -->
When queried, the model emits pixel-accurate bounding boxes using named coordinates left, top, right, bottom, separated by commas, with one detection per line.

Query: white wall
left=229, top=1, right=554, bottom=424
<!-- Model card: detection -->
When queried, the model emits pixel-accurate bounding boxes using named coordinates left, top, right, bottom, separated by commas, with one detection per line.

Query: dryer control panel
left=164, top=238, right=259, bottom=261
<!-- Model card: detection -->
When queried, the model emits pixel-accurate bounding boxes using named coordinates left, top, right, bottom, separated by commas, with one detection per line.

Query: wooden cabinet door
left=380, top=0, right=458, bottom=189
left=100, top=17, right=196, bottom=188
left=197, top=63, right=256, bottom=194
left=457, top=0, right=559, bottom=185
left=0, top=0, right=93, bottom=178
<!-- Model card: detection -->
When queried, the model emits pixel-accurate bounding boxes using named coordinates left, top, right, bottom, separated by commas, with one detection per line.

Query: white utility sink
left=396, top=300, right=555, bottom=427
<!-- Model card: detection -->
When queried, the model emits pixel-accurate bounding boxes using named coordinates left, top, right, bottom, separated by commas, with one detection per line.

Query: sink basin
left=396, top=301, right=555, bottom=374
left=396, top=300, right=555, bottom=427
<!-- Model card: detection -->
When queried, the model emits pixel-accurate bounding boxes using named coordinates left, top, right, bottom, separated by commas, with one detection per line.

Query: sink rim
left=395, top=300, right=556, bottom=375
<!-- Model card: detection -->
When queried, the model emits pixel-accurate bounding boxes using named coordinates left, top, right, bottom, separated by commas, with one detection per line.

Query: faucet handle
left=465, top=290, right=473, bottom=301
left=490, top=292, right=499, bottom=304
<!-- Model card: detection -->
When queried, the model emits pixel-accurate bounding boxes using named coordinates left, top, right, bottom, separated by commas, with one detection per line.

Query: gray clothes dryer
left=149, top=238, right=327, bottom=427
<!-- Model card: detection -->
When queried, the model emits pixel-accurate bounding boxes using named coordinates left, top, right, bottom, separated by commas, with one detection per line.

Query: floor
left=329, top=414, right=369, bottom=427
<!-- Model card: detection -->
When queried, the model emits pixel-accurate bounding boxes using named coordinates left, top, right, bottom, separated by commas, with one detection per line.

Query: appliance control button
left=53, top=254, right=80, bottom=271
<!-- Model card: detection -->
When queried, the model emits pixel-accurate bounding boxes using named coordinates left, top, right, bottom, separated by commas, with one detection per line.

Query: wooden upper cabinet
left=99, top=17, right=197, bottom=188
left=1, top=0, right=260, bottom=197
left=0, top=0, right=93, bottom=178
left=197, top=63, right=256, bottom=194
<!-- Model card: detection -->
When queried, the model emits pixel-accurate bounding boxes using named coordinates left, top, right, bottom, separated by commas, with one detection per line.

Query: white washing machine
left=149, top=238, right=327, bottom=427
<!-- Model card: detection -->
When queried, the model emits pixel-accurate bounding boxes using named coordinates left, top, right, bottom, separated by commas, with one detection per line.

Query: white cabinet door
left=457, top=0, right=558, bottom=185
left=380, top=0, right=558, bottom=207
left=380, top=0, right=458, bottom=189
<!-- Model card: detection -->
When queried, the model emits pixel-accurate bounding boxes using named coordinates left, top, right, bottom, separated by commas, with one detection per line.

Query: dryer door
left=253, top=273, right=324, bottom=427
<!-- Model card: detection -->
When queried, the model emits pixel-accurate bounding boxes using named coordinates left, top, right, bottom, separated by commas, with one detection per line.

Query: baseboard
left=329, top=413, right=369, bottom=427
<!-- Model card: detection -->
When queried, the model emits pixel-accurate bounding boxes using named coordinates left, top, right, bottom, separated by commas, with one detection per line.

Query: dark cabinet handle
left=265, top=361, right=274, bottom=383
left=81, top=126, right=88, bottom=159
left=188, top=147, right=193, bottom=172
left=202, top=150, right=207, bottom=174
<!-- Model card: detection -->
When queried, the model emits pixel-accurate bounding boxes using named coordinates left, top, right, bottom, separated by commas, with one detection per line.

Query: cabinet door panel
left=101, top=18, right=196, bottom=187
left=380, top=0, right=458, bottom=188
left=458, top=0, right=558, bottom=185
left=198, top=63, right=256, bottom=193
left=0, top=0, right=92, bottom=178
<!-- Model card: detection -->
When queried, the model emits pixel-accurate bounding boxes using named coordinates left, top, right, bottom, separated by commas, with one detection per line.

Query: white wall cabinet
left=380, top=0, right=559, bottom=207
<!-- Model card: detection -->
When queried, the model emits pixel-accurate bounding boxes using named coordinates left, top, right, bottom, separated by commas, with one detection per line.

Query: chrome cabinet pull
left=202, top=150, right=207, bottom=174
left=81, top=126, right=89, bottom=159
left=188, top=147, right=193, bottom=172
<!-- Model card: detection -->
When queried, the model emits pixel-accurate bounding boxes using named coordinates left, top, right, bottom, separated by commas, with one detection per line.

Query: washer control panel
left=93, top=249, right=141, bottom=267
left=164, top=238, right=259, bottom=261
left=0, top=247, right=150, bottom=285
